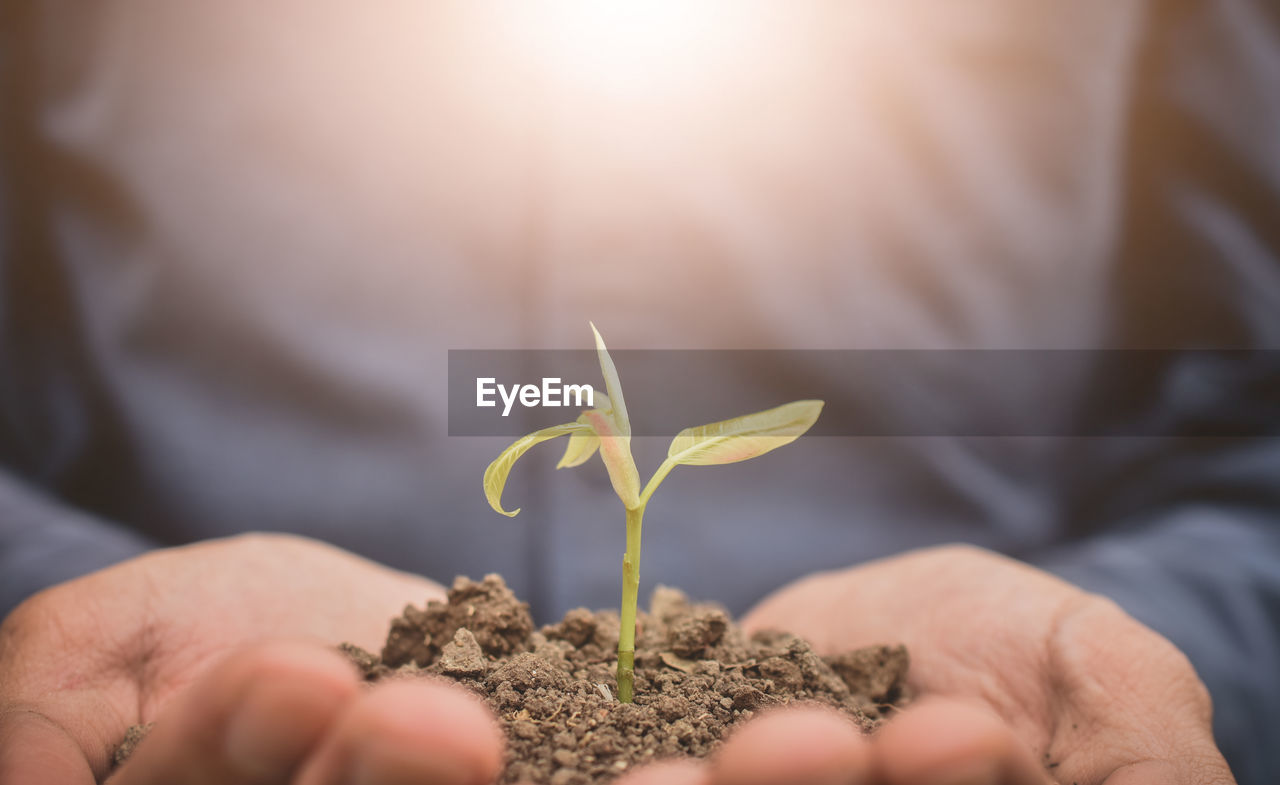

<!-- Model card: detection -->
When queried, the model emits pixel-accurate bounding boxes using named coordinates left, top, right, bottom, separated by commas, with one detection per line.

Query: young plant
left=483, top=324, right=823, bottom=703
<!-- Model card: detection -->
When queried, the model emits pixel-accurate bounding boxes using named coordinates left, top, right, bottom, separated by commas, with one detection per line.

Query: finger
left=114, top=641, right=360, bottom=785
left=0, top=708, right=97, bottom=785
left=872, top=698, right=1050, bottom=785
left=294, top=678, right=503, bottom=785
left=710, top=705, right=871, bottom=785
left=615, top=758, right=709, bottom=785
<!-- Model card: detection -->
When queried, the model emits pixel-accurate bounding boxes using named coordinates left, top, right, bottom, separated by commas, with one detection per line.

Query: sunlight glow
left=507, top=1, right=769, bottom=95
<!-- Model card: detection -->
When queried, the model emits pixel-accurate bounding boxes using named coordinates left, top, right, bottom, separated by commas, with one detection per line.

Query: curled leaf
left=557, top=420, right=600, bottom=469
left=555, top=392, right=612, bottom=469
left=484, top=421, right=593, bottom=516
left=667, top=400, right=824, bottom=466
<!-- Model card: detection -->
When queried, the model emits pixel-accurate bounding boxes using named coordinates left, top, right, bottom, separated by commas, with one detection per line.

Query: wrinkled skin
left=618, top=546, right=1234, bottom=785
left=0, top=534, right=502, bottom=785
left=0, top=538, right=1234, bottom=785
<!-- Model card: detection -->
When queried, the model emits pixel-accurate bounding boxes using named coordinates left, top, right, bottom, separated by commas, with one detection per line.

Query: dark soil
left=113, top=574, right=910, bottom=784
left=351, top=575, right=909, bottom=785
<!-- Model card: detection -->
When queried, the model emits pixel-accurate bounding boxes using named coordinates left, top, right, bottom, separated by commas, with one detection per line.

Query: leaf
left=590, top=322, right=630, bottom=437
left=589, top=392, right=613, bottom=414
left=585, top=324, right=641, bottom=508
left=584, top=409, right=641, bottom=508
left=555, top=393, right=613, bottom=469
left=484, top=421, right=593, bottom=516
left=659, top=651, right=697, bottom=673
left=557, top=421, right=600, bottom=469
left=667, top=400, right=824, bottom=466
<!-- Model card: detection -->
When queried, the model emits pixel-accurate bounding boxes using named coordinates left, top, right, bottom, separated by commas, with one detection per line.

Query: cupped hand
left=617, top=544, right=1235, bottom=785
left=0, top=533, right=504, bottom=785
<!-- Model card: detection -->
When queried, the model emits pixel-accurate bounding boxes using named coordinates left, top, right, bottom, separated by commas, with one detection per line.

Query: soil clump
left=355, top=574, right=909, bottom=785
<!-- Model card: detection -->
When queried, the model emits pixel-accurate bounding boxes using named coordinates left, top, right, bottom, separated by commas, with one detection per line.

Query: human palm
left=0, top=533, right=503, bottom=785
left=732, top=545, right=1233, bottom=785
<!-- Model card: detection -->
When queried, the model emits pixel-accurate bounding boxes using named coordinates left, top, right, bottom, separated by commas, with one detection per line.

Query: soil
left=353, top=575, right=908, bottom=784
left=114, top=574, right=910, bottom=784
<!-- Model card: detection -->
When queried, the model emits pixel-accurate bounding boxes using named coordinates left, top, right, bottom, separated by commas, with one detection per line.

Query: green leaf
left=584, top=409, right=642, bottom=509
left=557, top=421, right=600, bottom=469
left=585, top=324, right=641, bottom=508
left=484, top=421, right=593, bottom=517
left=590, top=322, right=630, bottom=437
left=587, top=391, right=613, bottom=415
left=666, top=400, right=824, bottom=466
left=555, top=392, right=613, bottom=469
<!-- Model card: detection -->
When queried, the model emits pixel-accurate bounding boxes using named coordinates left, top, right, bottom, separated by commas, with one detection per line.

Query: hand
left=0, top=533, right=504, bottom=785
left=618, top=544, right=1235, bottom=785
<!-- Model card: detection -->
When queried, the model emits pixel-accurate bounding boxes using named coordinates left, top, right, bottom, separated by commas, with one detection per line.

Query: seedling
left=484, top=324, right=823, bottom=702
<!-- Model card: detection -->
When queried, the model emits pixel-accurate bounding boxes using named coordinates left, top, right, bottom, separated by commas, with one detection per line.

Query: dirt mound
left=347, top=574, right=910, bottom=785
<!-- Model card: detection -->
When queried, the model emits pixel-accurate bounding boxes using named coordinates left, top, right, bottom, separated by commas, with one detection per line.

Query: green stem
left=616, top=504, right=644, bottom=702
left=639, top=457, right=677, bottom=507
left=614, top=457, right=681, bottom=702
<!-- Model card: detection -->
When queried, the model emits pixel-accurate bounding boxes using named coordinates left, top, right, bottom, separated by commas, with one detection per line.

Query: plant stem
left=616, top=504, right=644, bottom=703
left=639, top=457, right=677, bottom=507
left=613, top=457, right=680, bottom=703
